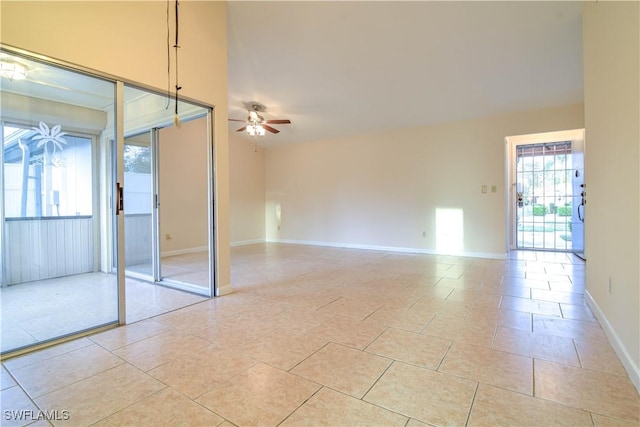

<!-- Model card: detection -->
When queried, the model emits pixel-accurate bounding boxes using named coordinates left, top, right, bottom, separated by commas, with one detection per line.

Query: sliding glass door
left=0, top=49, right=216, bottom=357
left=1, top=51, right=120, bottom=354
left=122, top=86, right=214, bottom=296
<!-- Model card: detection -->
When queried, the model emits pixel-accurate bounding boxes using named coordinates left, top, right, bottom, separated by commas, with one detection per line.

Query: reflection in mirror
left=123, top=84, right=212, bottom=297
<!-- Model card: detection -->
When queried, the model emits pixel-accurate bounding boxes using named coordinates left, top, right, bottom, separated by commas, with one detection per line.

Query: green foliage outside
left=557, top=205, right=572, bottom=216
left=124, top=145, right=151, bottom=173
left=533, top=204, right=547, bottom=216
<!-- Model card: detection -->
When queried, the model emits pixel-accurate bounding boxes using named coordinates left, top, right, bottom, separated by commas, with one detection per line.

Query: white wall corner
left=585, top=290, right=640, bottom=393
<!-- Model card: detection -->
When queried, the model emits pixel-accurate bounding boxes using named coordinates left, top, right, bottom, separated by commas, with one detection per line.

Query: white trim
left=161, top=246, right=208, bottom=258
left=585, top=290, right=640, bottom=393
left=216, top=282, right=233, bottom=296
left=231, top=239, right=265, bottom=247
left=267, top=238, right=507, bottom=260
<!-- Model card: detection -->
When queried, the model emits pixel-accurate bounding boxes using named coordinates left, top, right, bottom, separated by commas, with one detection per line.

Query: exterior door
left=509, top=129, right=586, bottom=252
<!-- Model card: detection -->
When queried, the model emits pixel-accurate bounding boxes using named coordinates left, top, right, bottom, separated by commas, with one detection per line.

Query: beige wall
left=229, top=133, right=265, bottom=245
left=583, top=1, right=640, bottom=390
left=159, top=117, right=209, bottom=254
left=1, top=1, right=231, bottom=293
left=266, top=104, right=584, bottom=257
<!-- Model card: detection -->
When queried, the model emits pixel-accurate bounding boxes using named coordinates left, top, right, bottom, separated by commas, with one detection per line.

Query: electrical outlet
left=277, top=225, right=280, bottom=231
left=491, top=185, right=497, bottom=193
left=422, top=231, right=426, bottom=238
left=481, top=185, right=487, bottom=193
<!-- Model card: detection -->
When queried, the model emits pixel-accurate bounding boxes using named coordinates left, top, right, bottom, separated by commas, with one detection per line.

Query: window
left=3, top=123, right=93, bottom=218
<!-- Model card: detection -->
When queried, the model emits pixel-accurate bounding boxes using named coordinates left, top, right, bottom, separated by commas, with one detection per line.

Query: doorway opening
left=506, top=129, right=585, bottom=256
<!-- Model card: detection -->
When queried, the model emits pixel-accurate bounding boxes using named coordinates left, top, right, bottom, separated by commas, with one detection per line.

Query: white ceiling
left=227, top=1, right=584, bottom=146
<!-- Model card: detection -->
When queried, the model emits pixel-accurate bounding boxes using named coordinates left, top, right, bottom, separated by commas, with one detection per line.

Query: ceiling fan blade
left=263, top=124, right=280, bottom=134
left=265, top=119, right=291, bottom=124
left=228, top=118, right=246, bottom=122
left=235, top=126, right=247, bottom=132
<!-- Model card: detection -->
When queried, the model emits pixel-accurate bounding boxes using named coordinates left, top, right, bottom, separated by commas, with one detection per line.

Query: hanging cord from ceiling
left=165, top=0, right=171, bottom=109
left=165, top=0, right=182, bottom=127
left=173, top=0, right=182, bottom=127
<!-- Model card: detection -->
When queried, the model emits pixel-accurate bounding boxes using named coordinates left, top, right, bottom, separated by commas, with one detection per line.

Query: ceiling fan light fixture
left=247, top=124, right=265, bottom=137
left=0, top=61, right=27, bottom=81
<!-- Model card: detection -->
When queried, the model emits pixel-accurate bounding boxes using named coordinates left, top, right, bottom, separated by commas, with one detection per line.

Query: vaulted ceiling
left=226, top=1, right=584, bottom=146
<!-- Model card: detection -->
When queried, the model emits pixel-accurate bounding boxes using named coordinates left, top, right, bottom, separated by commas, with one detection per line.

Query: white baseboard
left=266, top=238, right=506, bottom=260
left=230, top=239, right=265, bottom=247
left=161, top=246, right=208, bottom=257
left=216, top=282, right=233, bottom=296
left=585, top=290, right=640, bottom=393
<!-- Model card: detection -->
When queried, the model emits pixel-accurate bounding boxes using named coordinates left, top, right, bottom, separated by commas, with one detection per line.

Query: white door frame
left=505, top=128, right=586, bottom=251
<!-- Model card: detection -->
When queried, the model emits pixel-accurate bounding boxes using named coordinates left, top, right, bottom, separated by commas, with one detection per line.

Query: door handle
left=116, top=182, right=124, bottom=214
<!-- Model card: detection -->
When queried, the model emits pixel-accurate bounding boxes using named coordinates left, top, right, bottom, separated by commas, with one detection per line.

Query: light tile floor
left=1, top=262, right=209, bottom=353
left=1, top=243, right=639, bottom=426
left=126, top=251, right=211, bottom=288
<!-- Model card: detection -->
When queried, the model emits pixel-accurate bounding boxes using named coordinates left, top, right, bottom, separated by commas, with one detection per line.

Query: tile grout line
left=360, top=359, right=396, bottom=402
left=362, top=327, right=388, bottom=352
left=1, top=366, right=47, bottom=417
left=434, top=340, right=454, bottom=372
left=286, top=340, right=332, bottom=373
left=9, top=348, right=129, bottom=402
left=572, top=338, right=584, bottom=369
left=418, top=313, right=436, bottom=335
left=274, top=385, right=324, bottom=427
left=464, top=382, right=480, bottom=426
left=532, top=358, right=536, bottom=397
left=89, top=384, right=171, bottom=425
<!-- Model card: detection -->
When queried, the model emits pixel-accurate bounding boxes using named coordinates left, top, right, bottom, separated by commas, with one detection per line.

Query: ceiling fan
left=229, top=103, right=291, bottom=136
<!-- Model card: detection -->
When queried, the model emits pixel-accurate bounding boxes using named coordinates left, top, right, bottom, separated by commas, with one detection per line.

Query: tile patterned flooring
left=1, top=273, right=208, bottom=353
left=1, top=243, right=638, bottom=426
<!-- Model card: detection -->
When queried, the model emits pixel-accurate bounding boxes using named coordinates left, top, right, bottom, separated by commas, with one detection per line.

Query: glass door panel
left=123, top=132, right=154, bottom=278
left=514, top=141, right=573, bottom=251
left=123, top=85, right=213, bottom=297
left=158, top=117, right=210, bottom=292
left=1, top=51, right=120, bottom=354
